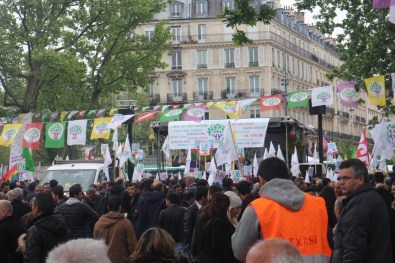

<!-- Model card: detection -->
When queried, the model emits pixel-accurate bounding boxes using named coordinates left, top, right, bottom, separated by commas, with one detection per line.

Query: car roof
left=46, top=163, right=104, bottom=171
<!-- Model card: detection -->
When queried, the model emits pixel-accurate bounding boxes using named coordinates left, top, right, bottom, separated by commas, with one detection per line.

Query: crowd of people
left=0, top=158, right=394, bottom=263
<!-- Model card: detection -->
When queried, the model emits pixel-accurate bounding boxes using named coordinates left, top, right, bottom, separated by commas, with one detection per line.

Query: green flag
left=287, top=91, right=309, bottom=108
left=351, top=147, right=357, bottom=158
left=45, top=122, right=66, bottom=148
left=159, top=108, right=185, bottom=122
left=22, top=148, right=35, bottom=172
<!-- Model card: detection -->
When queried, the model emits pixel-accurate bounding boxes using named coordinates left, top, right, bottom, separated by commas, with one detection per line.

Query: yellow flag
left=0, top=124, right=23, bottom=146
left=365, top=76, right=386, bottom=106
left=206, top=102, right=215, bottom=109
left=60, top=111, right=69, bottom=121
left=109, top=108, right=118, bottom=116
left=91, top=117, right=112, bottom=140
left=214, top=101, right=241, bottom=119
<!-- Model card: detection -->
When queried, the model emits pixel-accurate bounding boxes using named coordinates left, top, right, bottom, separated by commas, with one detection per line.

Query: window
left=172, top=79, right=183, bottom=97
left=223, top=0, right=234, bottom=11
left=225, top=48, right=235, bottom=68
left=250, top=106, right=260, bottom=118
left=172, top=50, right=182, bottom=70
left=149, top=82, right=155, bottom=96
left=198, top=78, right=208, bottom=96
left=196, top=0, right=207, bottom=17
left=248, top=47, right=258, bottom=67
left=144, top=30, right=154, bottom=41
left=271, top=48, right=275, bottom=66
left=197, top=24, right=207, bottom=41
left=197, top=50, right=207, bottom=69
left=225, top=77, right=236, bottom=96
left=171, top=27, right=181, bottom=43
left=282, top=53, right=286, bottom=70
left=249, top=75, right=260, bottom=96
left=170, top=2, right=182, bottom=17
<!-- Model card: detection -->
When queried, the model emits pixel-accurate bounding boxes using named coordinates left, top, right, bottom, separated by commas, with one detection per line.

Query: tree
left=0, top=0, right=171, bottom=113
left=294, top=0, right=395, bottom=115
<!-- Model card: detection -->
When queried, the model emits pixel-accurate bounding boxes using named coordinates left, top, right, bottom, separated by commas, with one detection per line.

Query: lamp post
left=281, top=67, right=290, bottom=167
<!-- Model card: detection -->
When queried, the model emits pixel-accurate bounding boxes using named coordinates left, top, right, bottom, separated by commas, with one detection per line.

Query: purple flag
left=337, top=81, right=358, bottom=108
left=183, top=105, right=207, bottom=122
left=373, top=0, right=390, bottom=8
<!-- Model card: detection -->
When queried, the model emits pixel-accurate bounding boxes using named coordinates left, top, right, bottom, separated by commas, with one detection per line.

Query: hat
left=224, top=191, right=242, bottom=209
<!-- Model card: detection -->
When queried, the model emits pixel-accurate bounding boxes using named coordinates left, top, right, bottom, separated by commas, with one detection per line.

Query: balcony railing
left=271, top=88, right=284, bottom=95
left=249, top=61, right=259, bottom=67
left=193, top=91, right=213, bottom=101
left=167, top=92, right=187, bottom=102
left=225, top=62, right=235, bottom=68
left=149, top=94, right=160, bottom=104
left=221, top=89, right=247, bottom=99
left=248, top=89, right=264, bottom=98
left=171, top=65, right=182, bottom=70
left=197, top=64, right=207, bottom=69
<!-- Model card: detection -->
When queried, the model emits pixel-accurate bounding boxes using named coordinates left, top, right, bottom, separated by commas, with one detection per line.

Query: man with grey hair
left=332, top=159, right=393, bottom=262
left=10, top=188, right=31, bottom=221
left=246, top=239, right=303, bottom=263
left=46, top=238, right=111, bottom=263
left=0, top=200, right=27, bottom=263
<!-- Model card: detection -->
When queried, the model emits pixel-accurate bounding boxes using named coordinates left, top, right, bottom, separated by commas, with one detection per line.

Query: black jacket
left=159, top=205, right=186, bottom=243
left=96, top=185, right=127, bottom=216
left=56, top=198, right=98, bottom=239
left=191, top=216, right=238, bottom=263
left=332, top=184, right=393, bottom=263
left=23, top=214, right=69, bottom=263
left=11, top=199, right=31, bottom=221
left=0, top=216, right=26, bottom=263
left=184, top=202, right=199, bottom=247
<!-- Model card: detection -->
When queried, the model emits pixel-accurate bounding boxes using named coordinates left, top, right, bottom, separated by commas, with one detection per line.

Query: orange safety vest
left=251, top=193, right=332, bottom=257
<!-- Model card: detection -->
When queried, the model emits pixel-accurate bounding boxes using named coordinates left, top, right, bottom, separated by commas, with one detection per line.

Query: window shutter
left=208, top=49, right=213, bottom=69
left=191, top=50, right=197, bottom=70
left=258, top=46, right=264, bottom=66
left=235, top=48, right=240, bottom=68
left=243, top=47, right=248, bottom=67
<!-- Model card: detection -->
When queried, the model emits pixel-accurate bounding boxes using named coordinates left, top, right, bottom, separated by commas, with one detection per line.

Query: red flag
left=134, top=112, right=157, bottom=124
left=0, top=165, right=18, bottom=183
left=260, top=95, right=282, bottom=111
left=22, top=123, right=43, bottom=150
left=356, top=129, right=370, bottom=165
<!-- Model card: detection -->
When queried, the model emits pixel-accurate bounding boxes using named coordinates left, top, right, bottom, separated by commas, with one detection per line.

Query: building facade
left=139, top=0, right=383, bottom=144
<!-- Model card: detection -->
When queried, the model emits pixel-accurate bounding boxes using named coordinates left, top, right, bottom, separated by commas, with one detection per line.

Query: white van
left=41, top=160, right=110, bottom=192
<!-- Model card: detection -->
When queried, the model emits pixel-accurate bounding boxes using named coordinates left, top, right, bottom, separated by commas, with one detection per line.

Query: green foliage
left=294, top=0, right=395, bottom=115
left=220, top=0, right=276, bottom=45
left=0, top=0, right=171, bottom=113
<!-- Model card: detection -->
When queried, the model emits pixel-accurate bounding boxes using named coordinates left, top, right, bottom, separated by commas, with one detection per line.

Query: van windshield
left=41, top=169, right=96, bottom=192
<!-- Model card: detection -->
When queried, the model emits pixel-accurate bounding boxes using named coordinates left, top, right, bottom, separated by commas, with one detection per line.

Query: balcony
left=171, top=65, right=182, bottom=70
left=271, top=88, right=284, bottom=95
left=225, top=63, right=235, bottom=68
left=197, top=64, right=207, bottom=69
left=248, top=89, right=264, bottom=98
left=221, top=89, right=247, bottom=99
left=167, top=92, right=187, bottom=102
left=193, top=91, right=213, bottom=101
left=249, top=61, right=259, bottom=67
left=338, top=111, right=349, bottom=120
left=149, top=94, right=160, bottom=104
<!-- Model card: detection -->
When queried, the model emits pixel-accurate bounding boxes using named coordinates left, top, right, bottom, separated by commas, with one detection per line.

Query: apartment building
left=139, top=0, right=383, bottom=143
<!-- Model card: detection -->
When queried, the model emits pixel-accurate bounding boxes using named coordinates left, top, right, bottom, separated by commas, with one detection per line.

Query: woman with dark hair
left=129, top=227, right=179, bottom=263
left=191, top=192, right=239, bottom=263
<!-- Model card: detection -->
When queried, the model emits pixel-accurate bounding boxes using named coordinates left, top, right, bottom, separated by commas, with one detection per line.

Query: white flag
left=105, top=145, right=112, bottom=167
left=263, top=148, right=269, bottom=160
left=311, top=86, right=334, bottom=107
left=215, top=122, right=238, bottom=167
left=162, top=136, right=171, bottom=159
left=253, top=153, right=259, bottom=177
left=116, top=143, right=122, bottom=162
left=312, top=147, right=319, bottom=164
left=392, top=73, right=395, bottom=104
left=119, top=135, right=133, bottom=167
left=0, top=164, right=3, bottom=180
left=107, top=114, right=134, bottom=130
left=276, top=145, right=285, bottom=162
left=238, top=98, right=257, bottom=113
left=291, top=146, right=301, bottom=177
left=112, top=129, right=118, bottom=152
left=67, top=120, right=87, bottom=145
left=207, top=157, right=217, bottom=185
left=304, top=169, right=310, bottom=184
left=184, top=149, right=192, bottom=174
left=65, top=155, right=69, bottom=160
left=326, top=168, right=334, bottom=181
left=379, top=155, right=387, bottom=172
left=327, top=152, right=334, bottom=162
left=268, top=141, right=276, bottom=157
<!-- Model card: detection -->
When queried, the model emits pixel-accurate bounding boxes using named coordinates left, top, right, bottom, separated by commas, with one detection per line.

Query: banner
left=90, top=117, right=112, bottom=140
left=168, top=118, right=270, bottom=149
left=107, top=114, right=134, bottom=130
left=159, top=108, right=185, bottom=122
left=337, top=81, right=358, bottom=108
left=214, top=101, right=241, bottom=119
left=132, top=143, right=140, bottom=154
left=214, top=122, right=238, bottom=167
left=22, top=123, right=43, bottom=150
left=365, top=76, right=386, bottom=106
left=67, top=120, right=87, bottom=145
left=45, top=122, right=66, bottom=148
left=134, top=112, right=157, bottom=124
left=199, top=141, right=210, bottom=156
left=183, top=105, right=207, bottom=122
left=311, top=86, right=334, bottom=107
left=287, top=91, right=309, bottom=108
left=0, top=124, right=23, bottom=147
left=260, top=95, right=282, bottom=111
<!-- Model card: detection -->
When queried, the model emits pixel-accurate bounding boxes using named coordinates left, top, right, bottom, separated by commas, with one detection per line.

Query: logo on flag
left=48, top=123, right=64, bottom=140
left=260, top=95, right=282, bottom=111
